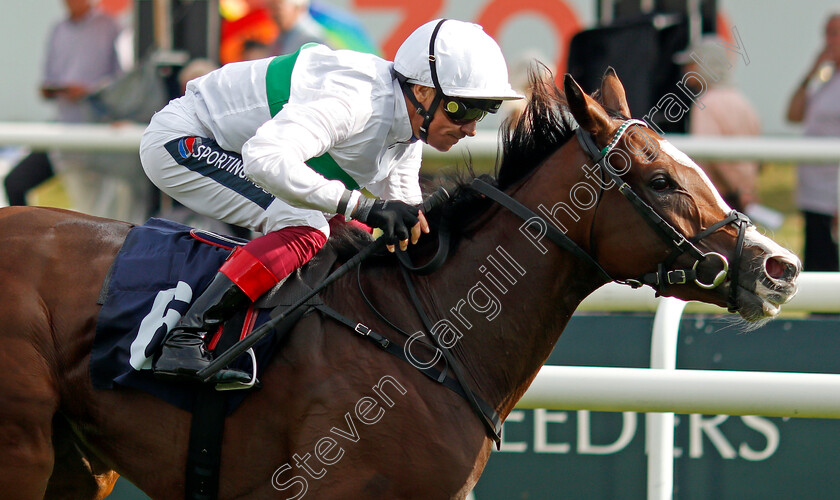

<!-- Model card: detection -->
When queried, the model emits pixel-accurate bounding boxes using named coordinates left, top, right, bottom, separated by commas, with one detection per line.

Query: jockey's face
left=408, top=85, right=478, bottom=152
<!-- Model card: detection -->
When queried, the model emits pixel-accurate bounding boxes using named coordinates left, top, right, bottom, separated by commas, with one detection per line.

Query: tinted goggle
left=443, top=97, right=502, bottom=125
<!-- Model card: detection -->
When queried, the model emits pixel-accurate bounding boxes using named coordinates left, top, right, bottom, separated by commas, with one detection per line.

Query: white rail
left=440, top=133, right=840, bottom=163
left=0, top=122, right=146, bottom=152
left=3, top=123, right=840, bottom=163
left=517, top=272, right=840, bottom=500
left=646, top=297, right=684, bottom=500
left=579, top=271, right=840, bottom=313
left=517, top=365, right=840, bottom=418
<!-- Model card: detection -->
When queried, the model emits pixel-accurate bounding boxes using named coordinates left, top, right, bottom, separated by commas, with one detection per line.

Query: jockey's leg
left=152, top=226, right=327, bottom=382
left=142, top=128, right=331, bottom=382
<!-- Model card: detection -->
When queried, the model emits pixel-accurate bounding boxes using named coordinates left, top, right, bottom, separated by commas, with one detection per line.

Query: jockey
left=139, top=19, right=523, bottom=383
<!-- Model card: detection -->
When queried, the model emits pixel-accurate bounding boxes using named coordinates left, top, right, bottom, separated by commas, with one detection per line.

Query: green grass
left=753, top=162, right=803, bottom=257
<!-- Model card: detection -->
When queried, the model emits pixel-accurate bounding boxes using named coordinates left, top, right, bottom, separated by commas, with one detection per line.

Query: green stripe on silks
left=265, top=43, right=314, bottom=117
left=304, top=155, right=359, bottom=190
left=265, top=43, right=360, bottom=190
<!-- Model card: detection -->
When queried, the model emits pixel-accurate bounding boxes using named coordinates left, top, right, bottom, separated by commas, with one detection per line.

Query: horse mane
left=325, top=217, right=376, bottom=260
left=497, top=68, right=576, bottom=189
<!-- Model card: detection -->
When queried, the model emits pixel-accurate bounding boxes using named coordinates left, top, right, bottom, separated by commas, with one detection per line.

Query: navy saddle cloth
left=90, top=218, right=317, bottom=413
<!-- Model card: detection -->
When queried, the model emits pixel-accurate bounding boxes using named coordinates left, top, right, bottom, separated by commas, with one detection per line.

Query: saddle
left=90, top=218, right=341, bottom=410
left=90, top=217, right=364, bottom=500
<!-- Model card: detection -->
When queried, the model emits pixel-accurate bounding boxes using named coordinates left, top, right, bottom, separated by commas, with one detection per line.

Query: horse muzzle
left=731, top=234, right=801, bottom=320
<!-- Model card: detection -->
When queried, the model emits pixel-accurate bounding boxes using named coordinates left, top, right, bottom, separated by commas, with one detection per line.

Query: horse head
left=561, top=68, right=800, bottom=322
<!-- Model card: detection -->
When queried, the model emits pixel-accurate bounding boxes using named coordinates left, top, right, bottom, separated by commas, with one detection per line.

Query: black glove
left=352, top=198, right=420, bottom=243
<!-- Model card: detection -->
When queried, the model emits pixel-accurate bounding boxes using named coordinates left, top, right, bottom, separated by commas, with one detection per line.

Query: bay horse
left=2, top=70, right=799, bottom=500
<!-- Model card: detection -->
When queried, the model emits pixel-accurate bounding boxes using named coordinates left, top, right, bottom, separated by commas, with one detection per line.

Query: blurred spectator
left=786, top=13, right=840, bottom=271
left=4, top=0, right=122, bottom=208
left=219, top=0, right=277, bottom=64
left=241, top=39, right=273, bottom=61
left=266, top=0, right=326, bottom=55
left=178, top=59, right=220, bottom=94
left=674, top=36, right=761, bottom=213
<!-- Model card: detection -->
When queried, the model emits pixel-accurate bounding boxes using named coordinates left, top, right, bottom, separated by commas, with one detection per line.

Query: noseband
left=575, top=119, right=752, bottom=312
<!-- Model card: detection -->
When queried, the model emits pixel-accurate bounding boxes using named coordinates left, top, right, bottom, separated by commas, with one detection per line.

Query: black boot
left=153, top=272, right=252, bottom=383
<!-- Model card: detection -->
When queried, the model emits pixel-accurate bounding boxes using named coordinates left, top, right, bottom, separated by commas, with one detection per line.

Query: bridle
left=574, top=118, right=752, bottom=311
left=447, top=119, right=751, bottom=312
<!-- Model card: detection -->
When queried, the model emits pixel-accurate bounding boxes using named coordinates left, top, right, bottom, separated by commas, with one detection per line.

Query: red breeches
left=219, top=226, right=328, bottom=301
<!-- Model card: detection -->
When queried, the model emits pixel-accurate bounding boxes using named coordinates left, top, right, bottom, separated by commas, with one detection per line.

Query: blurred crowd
left=2, top=0, right=336, bottom=234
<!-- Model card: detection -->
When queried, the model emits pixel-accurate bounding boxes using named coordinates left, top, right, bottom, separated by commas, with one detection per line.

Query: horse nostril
left=764, top=256, right=799, bottom=281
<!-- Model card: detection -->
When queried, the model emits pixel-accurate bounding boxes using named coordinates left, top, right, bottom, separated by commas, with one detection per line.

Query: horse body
left=1, top=206, right=491, bottom=498
left=0, top=207, right=128, bottom=499
left=0, top=205, right=473, bottom=498
left=0, top=71, right=801, bottom=499
left=8, top=173, right=590, bottom=500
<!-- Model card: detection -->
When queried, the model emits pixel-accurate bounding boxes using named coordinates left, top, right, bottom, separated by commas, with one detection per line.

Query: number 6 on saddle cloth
left=90, top=218, right=321, bottom=409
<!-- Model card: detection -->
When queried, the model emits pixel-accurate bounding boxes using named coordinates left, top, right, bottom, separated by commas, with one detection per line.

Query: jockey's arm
left=242, top=98, right=354, bottom=215
left=242, top=97, right=429, bottom=249
left=365, top=145, right=423, bottom=205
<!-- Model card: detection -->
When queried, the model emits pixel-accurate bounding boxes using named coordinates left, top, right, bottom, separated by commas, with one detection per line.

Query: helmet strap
left=419, top=94, right=442, bottom=142
left=399, top=76, right=436, bottom=143
left=421, top=19, right=448, bottom=141
left=397, top=19, right=448, bottom=143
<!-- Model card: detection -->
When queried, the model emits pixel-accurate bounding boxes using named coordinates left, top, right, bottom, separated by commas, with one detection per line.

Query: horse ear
left=563, top=73, right=613, bottom=137
left=600, top=67, right=631, bottom=117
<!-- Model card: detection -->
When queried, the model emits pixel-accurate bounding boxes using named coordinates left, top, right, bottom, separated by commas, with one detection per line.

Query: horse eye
left=649, top=176, right=672, bottom=192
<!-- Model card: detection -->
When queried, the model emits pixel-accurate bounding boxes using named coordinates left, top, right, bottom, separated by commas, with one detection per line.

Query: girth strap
left=314, top=301, right=503, bottom=442
left=396, top=263, right=504, bottom=445
left=185, top=388, right=227, bottom=500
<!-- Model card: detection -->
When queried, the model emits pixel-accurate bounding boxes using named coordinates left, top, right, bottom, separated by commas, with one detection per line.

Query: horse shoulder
left=222, top=280, right=491, bottom=497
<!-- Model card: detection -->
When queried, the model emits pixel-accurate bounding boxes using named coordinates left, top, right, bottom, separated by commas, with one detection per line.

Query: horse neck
left=421, top=147, right=606, bottom=418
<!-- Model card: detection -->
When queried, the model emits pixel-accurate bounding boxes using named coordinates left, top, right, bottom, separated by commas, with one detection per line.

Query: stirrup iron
left=214, top=348, right=258, bottom=391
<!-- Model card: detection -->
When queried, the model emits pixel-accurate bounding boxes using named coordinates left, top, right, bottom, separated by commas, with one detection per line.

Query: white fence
left=518, top=273, right=840, bottom=500
left=4, top=122, right=840, bottom=162
left=3, top=123, right=840, bottom=500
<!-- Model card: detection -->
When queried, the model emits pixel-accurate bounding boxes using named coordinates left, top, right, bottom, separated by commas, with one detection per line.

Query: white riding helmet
left=394, top=19, right=524, bottom=101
